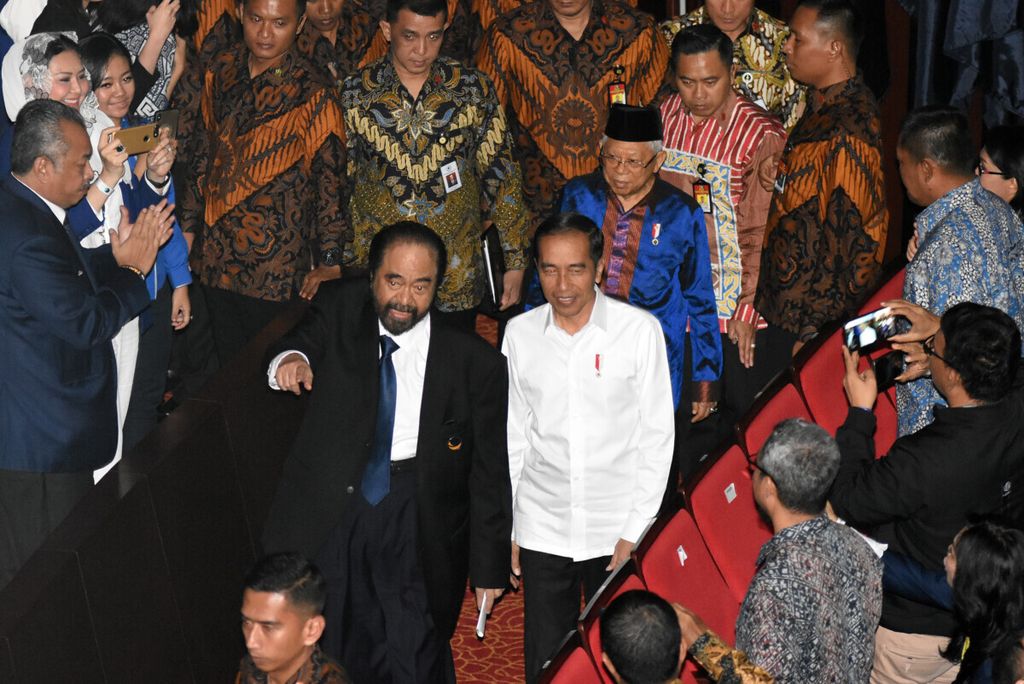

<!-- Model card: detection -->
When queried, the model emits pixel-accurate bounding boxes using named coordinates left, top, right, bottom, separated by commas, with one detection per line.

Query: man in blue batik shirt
left=896, top=105, right=1024, bottom=436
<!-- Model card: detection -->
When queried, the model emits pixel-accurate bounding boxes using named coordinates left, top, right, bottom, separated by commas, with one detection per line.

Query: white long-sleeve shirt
left=267, top=314, right=430, bottom=462
left=502, top=288, right=675, bottom=561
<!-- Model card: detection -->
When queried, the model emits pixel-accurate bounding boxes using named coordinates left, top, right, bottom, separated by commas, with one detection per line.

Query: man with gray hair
left=0, top=99, right=173, bottom=588
left=675, top=418, right=882, bottom=682
left=555, top=103, right=721, bottom=492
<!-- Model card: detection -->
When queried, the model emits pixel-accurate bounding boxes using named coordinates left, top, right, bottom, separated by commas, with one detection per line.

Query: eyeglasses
left=599, top=151, right=657, bottom=171
left=744, top=450, right=772, bottom=480
left=977, top=162, right=1009, bottom=177
left=922, top=334, right=951, bottom=365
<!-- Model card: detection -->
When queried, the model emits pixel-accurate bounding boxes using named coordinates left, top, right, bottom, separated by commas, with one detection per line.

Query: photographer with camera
left=830, top=299, right=1024, bottom=683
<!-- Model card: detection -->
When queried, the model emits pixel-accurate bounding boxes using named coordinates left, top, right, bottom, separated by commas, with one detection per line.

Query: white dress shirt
left=268, top=313, right=430, bottom=461
left=502, top=288, right=675, bottom=561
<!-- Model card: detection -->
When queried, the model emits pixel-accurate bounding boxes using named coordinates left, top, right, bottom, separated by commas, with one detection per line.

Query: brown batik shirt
left=476, top=0, right=668, bottom=226
left=176, top=46, right=348, bottom=302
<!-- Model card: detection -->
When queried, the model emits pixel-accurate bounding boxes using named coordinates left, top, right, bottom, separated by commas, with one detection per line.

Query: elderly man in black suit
left=0, top=99, right=173, bottom=589
left=261, top=221, right=512, bottom=684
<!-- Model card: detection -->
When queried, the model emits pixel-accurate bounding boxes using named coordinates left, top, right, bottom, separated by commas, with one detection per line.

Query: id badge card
left=608, top=82, right=626, bottom=105
left=441, top=160, right=462, bottom=194
left=692, top=178, right=713, bottom=214
left=773, top=158, right=788, bottom=195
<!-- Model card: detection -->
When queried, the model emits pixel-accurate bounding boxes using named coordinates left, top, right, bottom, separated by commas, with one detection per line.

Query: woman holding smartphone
left=80, top=31, right=192, bottom=462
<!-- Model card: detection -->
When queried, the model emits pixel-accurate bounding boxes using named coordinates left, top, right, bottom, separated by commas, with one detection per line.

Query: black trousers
left=123, top=283, right=174, bottom=450
left=758, top=324, right=800, bottom=390
left=520, top=548, right=611, bottom=684
left=168, top=281, right=219, bottom=402
left=0, top=469, right=92, bottom=590
left=315, top=467, right=454, bottom=684
left=202, top=285, right=291, bottom=367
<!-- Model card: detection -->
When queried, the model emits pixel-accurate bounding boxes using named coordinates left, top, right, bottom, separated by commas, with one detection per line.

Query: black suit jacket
left=261, top=280, right=513, bottom=637
left=0, top=176, right=150, bottom=472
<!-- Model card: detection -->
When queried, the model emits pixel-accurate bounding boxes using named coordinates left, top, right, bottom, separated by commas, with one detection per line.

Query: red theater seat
left=687, top=444, right=773, bottom=603
left=537, top=631, right=603, bottom=684
left=737, top=377, right=812, bottom=457
left=794, top=326, right=900, bottom=457
left=634, top=507, right=739, bottom=644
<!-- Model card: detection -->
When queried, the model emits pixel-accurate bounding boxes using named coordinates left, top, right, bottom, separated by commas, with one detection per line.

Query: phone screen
left=843, top=307, right=896, bottom=351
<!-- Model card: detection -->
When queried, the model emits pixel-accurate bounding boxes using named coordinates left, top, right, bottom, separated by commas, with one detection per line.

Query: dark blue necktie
left=361, top=335, right=399, bottom=506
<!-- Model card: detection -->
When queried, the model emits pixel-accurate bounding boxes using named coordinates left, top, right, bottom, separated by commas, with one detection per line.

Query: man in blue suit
left=0, top=99, right=173, bottom=589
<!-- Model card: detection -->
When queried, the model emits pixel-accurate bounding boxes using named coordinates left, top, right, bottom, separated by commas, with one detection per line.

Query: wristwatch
left=320, top=247, right=340, bottom=267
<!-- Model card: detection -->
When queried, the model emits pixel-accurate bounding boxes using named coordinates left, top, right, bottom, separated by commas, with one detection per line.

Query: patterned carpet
left=452, top=587, right=526, bottom=683
left=450, top=316, right=523, bottom=681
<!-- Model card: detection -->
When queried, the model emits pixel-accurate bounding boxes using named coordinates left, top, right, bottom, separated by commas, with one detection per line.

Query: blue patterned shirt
left=735, top=516, right=882, bottom=683
left=899, top=178, right=1024, bottom=436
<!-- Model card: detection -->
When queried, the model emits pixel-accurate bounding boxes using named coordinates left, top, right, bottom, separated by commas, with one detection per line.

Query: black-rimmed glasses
left=922, top=334, right=951, bottom=365
left=744, top=450, right=772, bottom=480
left=977, top=162, right=1009, bottom=177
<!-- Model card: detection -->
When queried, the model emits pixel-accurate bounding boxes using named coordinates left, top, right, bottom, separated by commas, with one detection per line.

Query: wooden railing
left=0, top=303, right=310, bottom=682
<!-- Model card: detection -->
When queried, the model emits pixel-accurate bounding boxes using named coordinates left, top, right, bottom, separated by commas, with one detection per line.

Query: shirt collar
left=543, top=285, right=608, bottom=336
left=807, top=74, right=861, bottom=113
left=606, top=178, right=658, bottom=214
left=243, top=44, right=297, bottom=82
left=379, top=55, right=449, bottom=96
left=916, top=178, right=978, bottom=238
left=378, top=310, right=431, bottom=352
left=13, top=175, right=66, bottom=224
left=757, top=515, right=830, bottom=565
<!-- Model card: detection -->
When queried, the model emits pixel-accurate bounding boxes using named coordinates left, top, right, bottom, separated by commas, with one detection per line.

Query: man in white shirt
left=503, top=212, right=675, bottom=683
left=261, top=221, right=512, bottom=683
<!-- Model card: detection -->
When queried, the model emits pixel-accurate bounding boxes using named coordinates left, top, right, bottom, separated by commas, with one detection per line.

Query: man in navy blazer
left=0, top=100, right=173, bottom=589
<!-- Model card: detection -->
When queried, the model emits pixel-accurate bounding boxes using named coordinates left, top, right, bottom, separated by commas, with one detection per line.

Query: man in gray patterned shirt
left=736, top=418, right=882, bottom=683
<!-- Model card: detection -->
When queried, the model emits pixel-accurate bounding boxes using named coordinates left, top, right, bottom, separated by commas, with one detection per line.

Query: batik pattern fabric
left=469, top=0, right=637, bottom=48
left=236, top=646, right=352, bottom=684
left=660, top=7, right=806, bottom=132
left=172, top=0, right=238, bottom=226
left=689, top=631, right=775, bottom=684
left=561, top=173, right=722, bottom=406
left=735, top=516, right=883, bottom=683
left=755, top=75, right=888, bottom=342
left=476, top=0, right=668, bottom=225
left=660, top=93, right=786, bottom=332
left=300, top=0, right=476, bottom=75
left=176, top=47, right=348, bottom=303
left=899, top=178, right=1024, bottom=436
left=342, top=56, right=529, bottom=312
left=116, top=24, right=175, bottom=116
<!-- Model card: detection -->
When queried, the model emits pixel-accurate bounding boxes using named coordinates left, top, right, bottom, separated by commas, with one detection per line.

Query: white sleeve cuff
left=267, top=350, right=308, bottom=390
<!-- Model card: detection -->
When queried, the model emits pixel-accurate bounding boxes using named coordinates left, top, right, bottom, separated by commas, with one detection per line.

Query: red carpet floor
left=450, top=317, right=522, bottom=681
left=452, top=587, right=526, bottom=683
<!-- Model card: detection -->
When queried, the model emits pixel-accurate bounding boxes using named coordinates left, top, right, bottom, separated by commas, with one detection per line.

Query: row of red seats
left=538, top=267, right=906, bottom=682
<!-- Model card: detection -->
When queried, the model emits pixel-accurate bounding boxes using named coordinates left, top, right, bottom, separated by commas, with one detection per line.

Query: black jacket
left=831, top=390, right=1024, bottom=636
left=260, top=279, right=513, bottom=638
